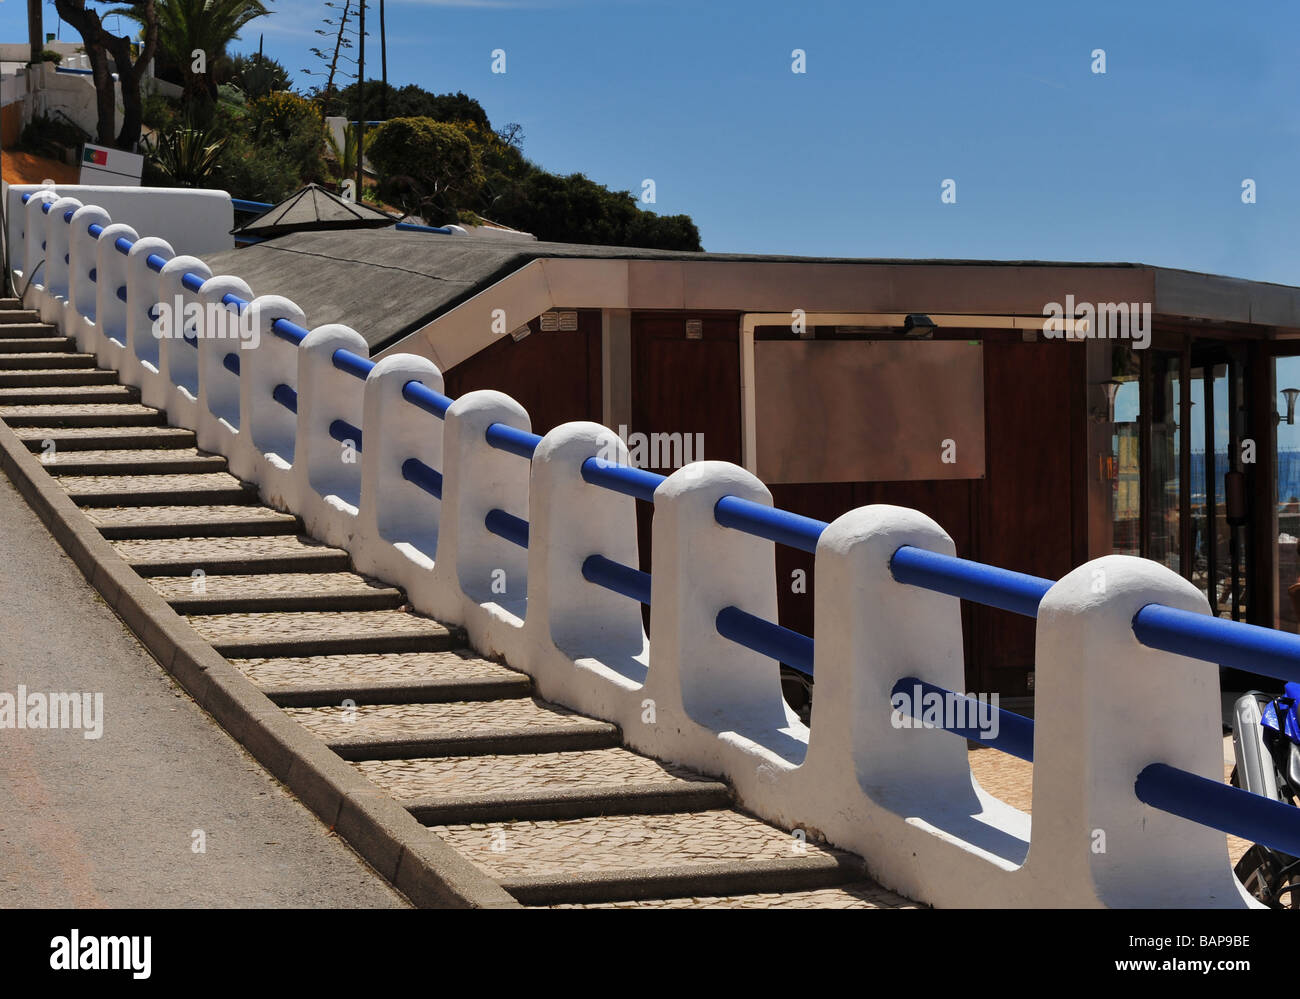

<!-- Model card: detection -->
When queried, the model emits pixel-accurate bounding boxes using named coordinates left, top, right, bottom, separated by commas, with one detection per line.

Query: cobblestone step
left=15, top=425, right=197, bottom=451
left=0, top=402, right=164, bottom=427
left=0, top=353, right=98, bottom=370
left=0, top=345, right=917, bottom=910
left=0, top=368, right=117, bottom=389
left=152, top=570, right=404, bottom=614
left=0, top=324, right=60, bottom=339
left=432, top=809, right=866, bottom=905
left=0, top=337, right=78, bottom=354
left=42, top=448, right=228, bottom=477
left=0, top=384, right=138, bottom=406
left=229, top=650, right=531, bottom=706
left=112, top=533, right=349, bottom=575
left=0, top=309, right=43, bottom=324
left=194, top=608, right=466, bottom=658
left=289, top=698, right=620, bottom=760
left=86, top=503, right=299, bottom=540
left=356, top=748, right=731, bottom=824
left=548, top=883, right=916, bottom=909
left=63, top=470, right=256, bottom=507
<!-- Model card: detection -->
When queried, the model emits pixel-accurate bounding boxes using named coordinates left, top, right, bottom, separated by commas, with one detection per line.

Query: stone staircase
left=0, top=302, right=914, bottom=909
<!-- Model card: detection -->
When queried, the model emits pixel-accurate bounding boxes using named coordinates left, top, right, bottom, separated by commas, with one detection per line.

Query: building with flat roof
left=203, top=228, right=1300, bottom=702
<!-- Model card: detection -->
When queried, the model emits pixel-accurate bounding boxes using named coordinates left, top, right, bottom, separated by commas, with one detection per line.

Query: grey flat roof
left=200, top=228, right=1300, bottom=352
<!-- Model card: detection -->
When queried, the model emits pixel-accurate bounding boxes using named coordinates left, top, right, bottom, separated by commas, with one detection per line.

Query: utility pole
left=355, top=0, right=365, bottom=200
left=379, top=0, right=387, bottom=120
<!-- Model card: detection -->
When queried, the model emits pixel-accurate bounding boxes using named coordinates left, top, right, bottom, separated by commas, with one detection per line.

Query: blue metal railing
left=485, top=508, right=529, bottom=548
left=891, top=546, right=1053, bottom=619
left=222, top=352, right=240, bottom=376
left=402, top=380, right=453, bottom=419
left=272, top=383, right=298, bottom=413
left=717, top=605, right=814, bottom=677
left=1134, top=604, right=1300, bottom=685
left=580, top=457, right=662, bottom=503
left=332, top=349, right=372, bottom=381
left=581, top=554, right=651, bottom=606
left=401, top=458, right=443, bottom=499
left=1135, top=764, right=1300, bottom=858
left=891, top=676, right=1035, bottom=762
left=231, top=199, right=274, bottom=215
left=396, top=221, right=454, bottom=235
left=485, top=422, right=543, bottom=459
left=715, top=496, right=827, bottom=554
left=329, top=419, right=362, bottom=451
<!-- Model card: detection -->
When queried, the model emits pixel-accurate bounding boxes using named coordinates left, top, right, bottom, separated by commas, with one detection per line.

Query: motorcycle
left=1229, top=682, right=1300, bottom=908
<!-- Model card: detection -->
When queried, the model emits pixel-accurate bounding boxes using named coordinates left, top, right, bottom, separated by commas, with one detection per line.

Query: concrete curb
left=0, top=415, right=521, bottom=909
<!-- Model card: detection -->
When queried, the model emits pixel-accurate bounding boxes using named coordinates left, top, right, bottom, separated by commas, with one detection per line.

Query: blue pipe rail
left=716, top=605, right=815, bottom=677
left=332, top=348, right=373, bottom=381
left=890, top=676, right=1035, bottom=762
left=271, top=318, right=308, bottom=345
left=222, top=352, right=240, bottom=376
left=395, top=222, right=454, bottom=235
left=581, top=554, right=651, bottom=606
left=231, top=199, right=274, bottom=214
left=88, top=223, right=104, bottom=238
left=88, top=268, right=96, bottom=283
left=580, top=458, right=663, bottom=504
left=1135, top=763, right=1300, bottom=860
left=1134, top=604, right=1300, bottom=685
left=714, top=495, right=827, bottom=554
left=891, top=545, right=1053, bottom=619
left=402, top=380, right=453, bottom=420
left=272, top=383, right=298, bottom=413
left=115, top=287, right=127, bottom=303
left=401, top=458, right=443, bottom=499
left=328, top=419, right=363, bottom=451
left=485, top=508, right=529, bottom=548
left=485, top=422, right=543, bottom=459
left=181, top=272, right=205, bottom=294
left=182, top=332, right=198, bottom=348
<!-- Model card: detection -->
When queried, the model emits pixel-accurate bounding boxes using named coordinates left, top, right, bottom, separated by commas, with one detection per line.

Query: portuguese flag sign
left=83, top=147, right=108, bottom=166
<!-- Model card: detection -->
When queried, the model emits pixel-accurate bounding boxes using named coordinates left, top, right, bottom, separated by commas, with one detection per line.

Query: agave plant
left=145, top=119, right=228, bottom=187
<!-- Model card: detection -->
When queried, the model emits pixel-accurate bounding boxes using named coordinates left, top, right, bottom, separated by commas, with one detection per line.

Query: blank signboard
left=753, top=339, right=986, bottom=483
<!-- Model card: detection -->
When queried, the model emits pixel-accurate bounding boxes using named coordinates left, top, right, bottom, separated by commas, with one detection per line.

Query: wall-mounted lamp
left=901, top=314, right=936, bottom=339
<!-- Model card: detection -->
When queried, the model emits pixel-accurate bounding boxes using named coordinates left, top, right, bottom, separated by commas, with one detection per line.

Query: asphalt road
left=0, top=470, right=408, bottom=908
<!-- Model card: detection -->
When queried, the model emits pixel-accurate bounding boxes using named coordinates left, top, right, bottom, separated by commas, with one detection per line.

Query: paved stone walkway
left=0, top=471, right=407, bottom=908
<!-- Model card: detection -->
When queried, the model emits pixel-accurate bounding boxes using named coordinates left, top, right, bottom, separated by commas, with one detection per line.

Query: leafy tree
left=367, top=116, right=483, bottom=221
left=334, top=81, right=489, bottom=128
left=114, top=0, right=270, bottom=104
left=213, top=90, right=325, bottom=201
left=53, top=0, right=159, bottom=149
left=488, top=170, right=701, bottom=250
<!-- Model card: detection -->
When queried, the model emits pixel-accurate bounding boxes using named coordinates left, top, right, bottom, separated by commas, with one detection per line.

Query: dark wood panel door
left=630, top=312, right=742, bottom=575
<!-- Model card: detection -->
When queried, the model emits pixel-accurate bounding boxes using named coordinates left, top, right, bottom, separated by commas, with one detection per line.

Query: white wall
left=7, top=186, right=234, bottom=270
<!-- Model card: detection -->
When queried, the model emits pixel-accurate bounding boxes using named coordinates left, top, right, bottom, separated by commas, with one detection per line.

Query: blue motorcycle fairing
left=1261, top=684, right=1300, bottom=746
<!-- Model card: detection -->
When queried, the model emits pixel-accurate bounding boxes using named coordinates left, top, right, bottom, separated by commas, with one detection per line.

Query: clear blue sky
left=12, top=0, right=1300, bottom=282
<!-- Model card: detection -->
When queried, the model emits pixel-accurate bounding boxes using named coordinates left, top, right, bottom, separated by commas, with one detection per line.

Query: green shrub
left=367, top=117, right=483, bottom=221
left=144, top=120, right=228, bottom=188
left=18, top=113, right=90, bottom=159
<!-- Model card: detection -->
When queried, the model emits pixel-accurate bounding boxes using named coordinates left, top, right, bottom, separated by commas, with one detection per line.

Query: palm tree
left=324, top=121, right=373, bottom=187
left=115, top=0, right=271, bottom=103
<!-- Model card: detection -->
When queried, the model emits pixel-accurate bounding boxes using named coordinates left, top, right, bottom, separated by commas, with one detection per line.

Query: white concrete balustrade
left=7, top=190, right=1261, bottom=909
